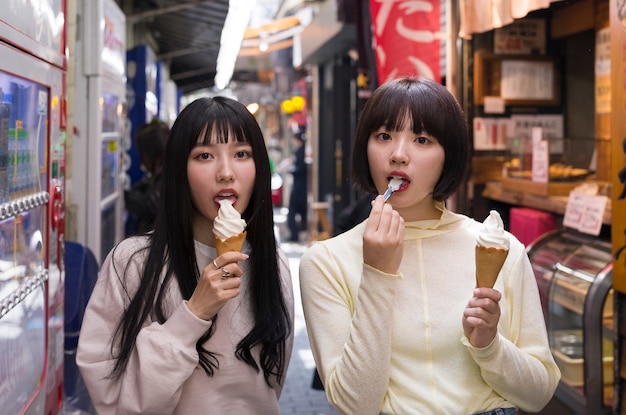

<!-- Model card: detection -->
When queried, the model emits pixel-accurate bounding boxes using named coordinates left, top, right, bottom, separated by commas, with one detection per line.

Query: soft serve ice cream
left=213, top=200, right=247, bottom=255
left=475, top=210, right=509, bottom=288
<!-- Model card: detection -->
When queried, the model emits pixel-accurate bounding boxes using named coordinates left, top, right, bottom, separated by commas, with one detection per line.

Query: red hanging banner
left=369, top=0, right=441, bottom=84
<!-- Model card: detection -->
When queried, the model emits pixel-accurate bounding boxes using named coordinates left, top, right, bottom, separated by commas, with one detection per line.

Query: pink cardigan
left=77, top=237, right=294, bottom=414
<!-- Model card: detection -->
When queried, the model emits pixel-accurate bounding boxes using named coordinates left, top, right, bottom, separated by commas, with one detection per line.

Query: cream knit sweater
left=299, top=207, right=560, bottom=415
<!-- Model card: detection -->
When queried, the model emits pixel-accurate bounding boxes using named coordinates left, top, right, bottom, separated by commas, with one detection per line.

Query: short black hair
left=350, top=77, right=470, bottom=201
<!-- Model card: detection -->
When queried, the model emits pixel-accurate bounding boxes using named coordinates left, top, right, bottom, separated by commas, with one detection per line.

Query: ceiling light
left=214, top=0, right=258, bottom=90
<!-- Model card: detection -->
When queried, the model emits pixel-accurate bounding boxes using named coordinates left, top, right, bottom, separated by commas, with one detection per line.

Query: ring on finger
left=213, top=259, right=220, bottom=269
left=221, top=267, right=231, bottom=279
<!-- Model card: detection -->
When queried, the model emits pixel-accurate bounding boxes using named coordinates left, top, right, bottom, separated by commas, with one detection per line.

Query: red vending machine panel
left=0, top=40, right=65, bottom=415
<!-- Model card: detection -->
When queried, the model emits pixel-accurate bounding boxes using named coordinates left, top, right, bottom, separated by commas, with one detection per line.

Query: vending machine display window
left=0, top=279, right=46, bottom=414
left=101, top=139, right=118, bottom=199
left=101, top=91, right=119, bottom=133
left=0, top=74, right=48, bottom=203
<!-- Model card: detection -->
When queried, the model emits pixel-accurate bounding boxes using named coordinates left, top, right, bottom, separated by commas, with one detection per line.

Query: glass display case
left=527, top=230, right=614, bottom=414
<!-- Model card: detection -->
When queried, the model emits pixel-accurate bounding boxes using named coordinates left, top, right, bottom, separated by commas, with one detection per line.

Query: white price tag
left=564, top=192, right=608, bottom=235
left=484, top=96, right=505, bottom=114
left=532, top=139, right=549, bottom=183
left=579, top=196, right=608, bottom=235
left=563, top=193, right=585, bottom=229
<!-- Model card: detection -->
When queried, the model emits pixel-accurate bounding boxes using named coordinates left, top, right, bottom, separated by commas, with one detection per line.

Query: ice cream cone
left=215, top=231, right=247, bottom=256
left=475, top=245, right=508, bottom=288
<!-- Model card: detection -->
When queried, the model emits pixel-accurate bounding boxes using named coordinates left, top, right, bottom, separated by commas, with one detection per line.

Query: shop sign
left=102, top=0, right=126, bottom=79
left=369, top=0, right=441, bottom=84
left=494, top=18, right=546, bottom=54
left=595, top=27, right=611, bottom=114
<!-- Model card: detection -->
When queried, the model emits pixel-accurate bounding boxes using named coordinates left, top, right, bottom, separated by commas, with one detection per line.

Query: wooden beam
left=551, top=0, right=594, bottom=39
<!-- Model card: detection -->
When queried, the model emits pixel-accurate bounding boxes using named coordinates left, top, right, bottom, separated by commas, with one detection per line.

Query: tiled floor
left=278, top=240, right=340, bottom=415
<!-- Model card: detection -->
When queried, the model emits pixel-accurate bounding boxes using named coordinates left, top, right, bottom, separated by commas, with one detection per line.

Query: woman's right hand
left=186, top=251, right=249, bottom=320
left=362, top=195, right=404, bottom=274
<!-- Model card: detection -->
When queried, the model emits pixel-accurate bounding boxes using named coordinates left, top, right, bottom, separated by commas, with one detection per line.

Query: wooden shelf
left=474, top=50, right=561, bottom=106
left=481, top=181, right=612, bottom=225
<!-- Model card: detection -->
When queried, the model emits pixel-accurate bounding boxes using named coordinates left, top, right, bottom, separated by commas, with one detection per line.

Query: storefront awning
left=459, top=0, right=564, bottom=39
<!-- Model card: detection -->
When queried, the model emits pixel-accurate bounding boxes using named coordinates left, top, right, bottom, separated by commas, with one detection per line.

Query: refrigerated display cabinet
left=527, top=230, right=614, bottom=415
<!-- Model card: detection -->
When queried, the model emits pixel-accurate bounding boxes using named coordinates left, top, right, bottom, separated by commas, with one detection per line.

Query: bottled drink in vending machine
left=0, top=89, right=9, bottom=204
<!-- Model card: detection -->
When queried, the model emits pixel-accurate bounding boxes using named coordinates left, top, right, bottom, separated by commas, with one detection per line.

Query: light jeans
left=381, top=407, right=517, bottom=415
left=472, top=408, right=517, bottom=415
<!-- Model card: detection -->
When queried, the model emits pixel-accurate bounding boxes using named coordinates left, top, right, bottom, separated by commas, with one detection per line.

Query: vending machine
left=0, top=0, right=67, bottom=414
left=126, top=43, right=160, bottom=187
left=73, top=0, right=127, bottom=263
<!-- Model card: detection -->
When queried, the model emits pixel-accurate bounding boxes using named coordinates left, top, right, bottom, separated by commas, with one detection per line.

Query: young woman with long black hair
left=77, top=96, right=293, bottom=414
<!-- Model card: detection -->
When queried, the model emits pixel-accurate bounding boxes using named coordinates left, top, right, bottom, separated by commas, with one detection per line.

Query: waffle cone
left=475, top=245, right=508, bottom=288
left=215, top=231, right=247, bottom=256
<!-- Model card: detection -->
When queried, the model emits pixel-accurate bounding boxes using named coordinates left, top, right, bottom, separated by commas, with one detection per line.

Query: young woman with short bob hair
left=300, top=77, right=560, bottom=415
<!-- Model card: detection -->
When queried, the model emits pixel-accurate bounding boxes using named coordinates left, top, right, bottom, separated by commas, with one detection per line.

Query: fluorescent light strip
left=214, top=0, right=258, bottom=90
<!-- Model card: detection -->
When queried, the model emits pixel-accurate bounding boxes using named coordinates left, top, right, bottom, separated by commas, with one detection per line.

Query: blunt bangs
left=196, top=103, right=250, bottom=146
left=362, top=79, right=454, bottom=148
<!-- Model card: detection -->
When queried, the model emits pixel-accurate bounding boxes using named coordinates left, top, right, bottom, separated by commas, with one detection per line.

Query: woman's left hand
left=187, top=251, right=248, bottom=321
left=462, top=288, right=502, bottom=348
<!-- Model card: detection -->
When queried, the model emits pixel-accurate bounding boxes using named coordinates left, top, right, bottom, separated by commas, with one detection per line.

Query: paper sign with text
left=531, top=128, right=549, bottom=183
left=563, top=193, right=608, bottom=236
left=484, top=96, right=505, bottom=114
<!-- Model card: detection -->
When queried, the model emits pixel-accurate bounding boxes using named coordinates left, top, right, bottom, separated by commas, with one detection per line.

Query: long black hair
left=110, top=96, right=291, bottom=387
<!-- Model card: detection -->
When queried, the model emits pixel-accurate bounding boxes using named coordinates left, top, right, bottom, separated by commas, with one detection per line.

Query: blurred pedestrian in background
left=287, top=131, right=308, bottom=242
left=124, top=119, right=170, bottom=235
left=78, top=97, right=294, bottom=414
